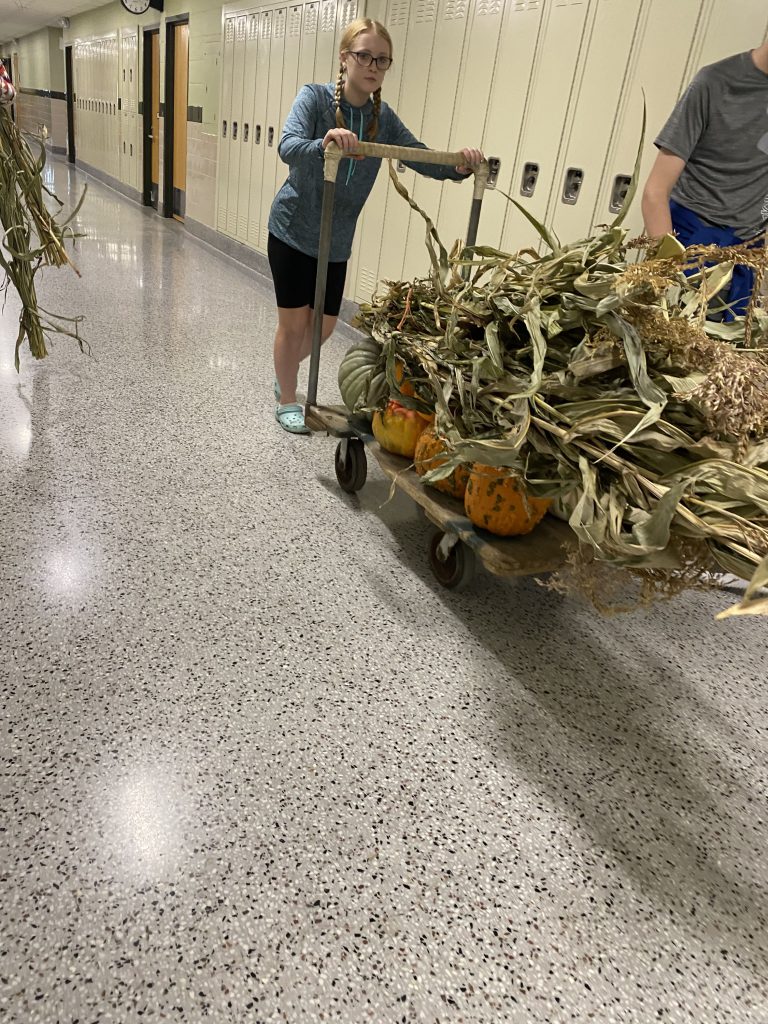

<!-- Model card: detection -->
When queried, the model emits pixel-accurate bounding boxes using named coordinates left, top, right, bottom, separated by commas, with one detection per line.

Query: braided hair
left=334, top=18, right=392, bottom=141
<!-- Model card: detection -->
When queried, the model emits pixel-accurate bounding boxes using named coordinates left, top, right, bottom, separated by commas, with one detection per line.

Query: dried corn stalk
left=0, top=102, right=86, bottom=369
left=353, top=163, right=768, bottom=619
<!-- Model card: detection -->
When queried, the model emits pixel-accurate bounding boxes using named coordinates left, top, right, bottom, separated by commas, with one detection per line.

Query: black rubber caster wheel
left=428, top=529, right=476, bottom=590
left=335, top=438, right=367, bottom=493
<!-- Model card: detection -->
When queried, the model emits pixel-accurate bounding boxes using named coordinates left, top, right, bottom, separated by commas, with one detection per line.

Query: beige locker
left=272, top=3, right=304, bottom=210
left=298, top=1, right=321, bottom=86
left=314, top=0, right=339, bottom=86
left=499, top=0, right=592, bottom=255
left=247, top=7, right=273, bottom=250
left=478, top=0, right=543, bottom=253
left=120, top=29, right=139, bottom=191
left=350, top=0, right=409, bottom=302
left=258, top=9, right=287, bottom=252
left=236, top=13, right=260, bottom=242
left=399, top=0, right=470, bottom=282
left=430, top=0, right=504, bottom=262
left=226, top=15, right=248, bottom=237
left=688, top=0, right=768, bottom=74
left=216, top=16, right=237, bottom=234
left=373, top=1, right=440, bottom=289
left=590, top=0, right=704, bottom=238
left=546, top=0, right=643, bottom=244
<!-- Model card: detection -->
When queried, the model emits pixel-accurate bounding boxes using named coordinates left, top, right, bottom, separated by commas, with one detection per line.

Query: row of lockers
left=71, top=29, right=141, bottom=192
left=216, top=0, right=768, bottom=304
left=216, top=0, right=360, bottom=250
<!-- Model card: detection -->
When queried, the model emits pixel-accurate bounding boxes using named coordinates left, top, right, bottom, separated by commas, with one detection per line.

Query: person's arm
left=277, top=85, right=325, bottom=167
left=641, top=148, right=686, bottom=237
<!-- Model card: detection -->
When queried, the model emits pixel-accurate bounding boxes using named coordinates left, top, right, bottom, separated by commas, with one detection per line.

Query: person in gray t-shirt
left=642, top=42, right=768, bottom=318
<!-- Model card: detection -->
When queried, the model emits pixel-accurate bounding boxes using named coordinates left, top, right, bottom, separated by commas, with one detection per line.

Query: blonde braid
left=367, top=87, right=382, bottom=140
left=334, top=63, right=347, bottom=130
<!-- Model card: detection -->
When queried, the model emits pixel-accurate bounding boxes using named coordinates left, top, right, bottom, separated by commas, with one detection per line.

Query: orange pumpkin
left=464, top=463, right=550, bottom=537
left=414, top=427, right=470, bottom=500
left=372, top=400, right=433, bottom=458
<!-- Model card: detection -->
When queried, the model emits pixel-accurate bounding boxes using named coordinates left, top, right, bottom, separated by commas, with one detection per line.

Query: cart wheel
left=428, top=530, right=476, bottom=590
left=335, top=438, right=367, bottom=493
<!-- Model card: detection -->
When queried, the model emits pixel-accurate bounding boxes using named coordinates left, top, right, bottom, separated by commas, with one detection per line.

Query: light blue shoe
left=275, top=402, right=310, bottom=435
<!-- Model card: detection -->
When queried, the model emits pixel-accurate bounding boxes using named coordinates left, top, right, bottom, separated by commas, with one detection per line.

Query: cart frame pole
left=306, top=142, right=488, bottom=414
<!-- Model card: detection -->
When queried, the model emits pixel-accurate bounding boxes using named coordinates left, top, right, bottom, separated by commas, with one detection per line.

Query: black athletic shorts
left=267, top=232, right=348, bottom=317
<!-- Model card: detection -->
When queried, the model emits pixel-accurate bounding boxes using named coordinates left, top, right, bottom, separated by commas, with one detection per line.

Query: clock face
left=121, top=0, right=151, bottom=13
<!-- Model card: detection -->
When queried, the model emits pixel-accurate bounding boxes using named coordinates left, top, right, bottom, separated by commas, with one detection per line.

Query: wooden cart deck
left=307, top=404, right=573, bottom=579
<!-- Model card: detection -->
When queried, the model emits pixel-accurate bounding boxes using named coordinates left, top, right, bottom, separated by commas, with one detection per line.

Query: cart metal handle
left=306, top=143, right=489, bottom=413
left=323, top=140, right=489, bottom=199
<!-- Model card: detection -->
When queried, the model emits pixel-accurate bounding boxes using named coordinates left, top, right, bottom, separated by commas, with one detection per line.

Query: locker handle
left=222, top=119, right=227, bottom=138
left=562, top=167, right=584, bottom=206
left=520, top=162, right=539, bottom=198
left=255, top=125, right=261, bottom=144
left=243, top=123, right=249, bottom=143
left=609, top=174, right=632, bottom=215
left=268, top=126, right=274, bottom=147
left=486, top=157, right=501, bottom=189
left=232, top=121, right=238, bottom=140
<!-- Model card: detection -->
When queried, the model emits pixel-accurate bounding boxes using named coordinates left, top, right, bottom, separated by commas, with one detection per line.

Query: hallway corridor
left=0, top=160, right=766, bottom=1023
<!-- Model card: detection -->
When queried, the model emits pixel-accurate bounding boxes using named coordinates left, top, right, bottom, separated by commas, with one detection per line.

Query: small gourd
left=414, top=427, right=470, bottom=500
left=464, top=463, right=550, bottom=537
left=372, top=400, right=433, bottom=458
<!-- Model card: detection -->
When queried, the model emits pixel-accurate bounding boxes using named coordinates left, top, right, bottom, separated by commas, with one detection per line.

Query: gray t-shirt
left=655, top=51, right=768, bottom=239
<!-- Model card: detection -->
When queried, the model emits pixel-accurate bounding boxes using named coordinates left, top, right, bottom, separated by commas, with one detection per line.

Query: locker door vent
left=304, top=3, right=319, bottom=33
left=340, top=2, right=358, bottom=24
left=225, top=19, right=236, bottom=43
left=320, top=0, right=335, bottom=32
left=248, top=15, right=259, bottom=40
left=513, top=0, right=540, bottom=10
left=478, top=0, right=503, bottom=14
left=274, top=8, right=287, bottom=37
left=262, top=12, right=273, bottom=38
left=289, top=6, right=302, bottom=35
left=237, top=16, right=247, bottom=41
left=445, top=0, right=469, bottom=17
left=389, top=1, right=410, bottom=27
left=416, top=0, right=438, bottom=24
left=358, top=267, right=378, bottom=298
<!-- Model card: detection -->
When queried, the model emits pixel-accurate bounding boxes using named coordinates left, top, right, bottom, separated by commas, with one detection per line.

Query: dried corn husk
left=353, top=162, right=768, bottom=618
left=0, top=104, right=86, bottom=369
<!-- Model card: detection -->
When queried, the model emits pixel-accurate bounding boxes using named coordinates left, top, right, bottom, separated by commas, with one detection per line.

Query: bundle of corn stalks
left=352, top=164, right=768, bottom=619
left=0, top=100, right=86, bottom=369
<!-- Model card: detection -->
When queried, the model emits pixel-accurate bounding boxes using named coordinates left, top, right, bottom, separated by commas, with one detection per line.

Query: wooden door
left=172, top=22, right=189, bottom=220
left=151, top=31, right=160, bottom=207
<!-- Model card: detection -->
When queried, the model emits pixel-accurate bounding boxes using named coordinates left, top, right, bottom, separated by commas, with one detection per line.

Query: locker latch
left=562, top=167, right=584, bottom=205
left=222, top=120, right=227, bottom=138
left=244, top=123, right=249, bottom=143
left=486, top=156, right=501, bottom=189
left=609, top=174, right=632, bottom=215
left=268, top=126, right=275, bottom=147
left=232, top=121, right=238, bottom=141
left=520, top=162, right=539, bottom=197
left=396, top=160, right=406, bottom=173
left=255, top=125, right=261, bottom=144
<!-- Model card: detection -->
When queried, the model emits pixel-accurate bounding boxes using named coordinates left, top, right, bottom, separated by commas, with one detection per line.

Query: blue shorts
left=669, top=200, right=762, bottom=320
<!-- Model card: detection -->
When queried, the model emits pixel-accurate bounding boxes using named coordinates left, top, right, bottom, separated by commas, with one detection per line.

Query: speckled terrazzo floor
left=0, top=159, right=766, bottom=1024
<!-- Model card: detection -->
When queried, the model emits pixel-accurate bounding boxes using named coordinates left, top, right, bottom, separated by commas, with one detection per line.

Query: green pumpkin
left=338, top=336, right=387, bottom=413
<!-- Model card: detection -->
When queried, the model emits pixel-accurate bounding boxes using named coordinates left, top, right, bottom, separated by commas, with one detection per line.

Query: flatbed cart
left=304, top=141, right=572, bottom=589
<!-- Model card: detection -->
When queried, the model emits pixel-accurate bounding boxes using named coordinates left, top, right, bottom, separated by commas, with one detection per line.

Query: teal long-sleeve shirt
left=268, top=82, right=469, bottom=263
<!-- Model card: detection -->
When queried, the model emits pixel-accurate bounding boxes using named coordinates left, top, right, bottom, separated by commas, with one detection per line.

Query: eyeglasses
left=346, top=50, right=393, bottom=71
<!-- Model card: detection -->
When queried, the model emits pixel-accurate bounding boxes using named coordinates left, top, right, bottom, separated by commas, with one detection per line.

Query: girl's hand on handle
left=456, top=147, right=484, bottom=175
left=322, top=128, right=364, bottom=158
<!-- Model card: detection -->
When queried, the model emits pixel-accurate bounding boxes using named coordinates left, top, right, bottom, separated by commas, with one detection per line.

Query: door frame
left=142, top=26, right=160, bottom=207
left=64, top=45, right=76, bottom=163
left=163, top=13, right=189, bottom=219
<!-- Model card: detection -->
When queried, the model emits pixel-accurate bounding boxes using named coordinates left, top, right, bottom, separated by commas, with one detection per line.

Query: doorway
left=142, top=28, right=160, bottom=208
left=163, top=17, right=189, bottom=220
left=64, top=46, right=75, bottom=163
